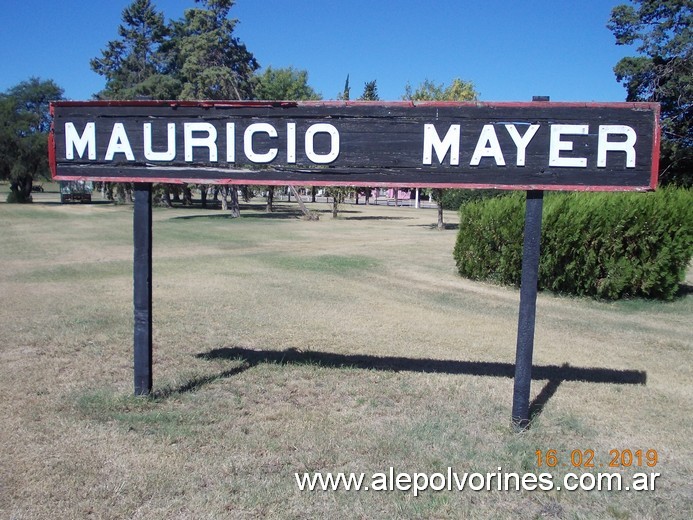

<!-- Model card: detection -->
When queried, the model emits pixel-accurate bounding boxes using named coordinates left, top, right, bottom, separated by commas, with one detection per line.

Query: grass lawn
left=0, top=189, right=691, bottom=519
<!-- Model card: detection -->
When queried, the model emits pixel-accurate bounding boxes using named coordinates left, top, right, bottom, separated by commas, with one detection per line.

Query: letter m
left=423, top=124, right=460, bottom=165
left=65, top=122, right=96, bottom=160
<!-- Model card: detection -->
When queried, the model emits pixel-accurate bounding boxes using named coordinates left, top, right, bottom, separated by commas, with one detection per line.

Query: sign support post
left=133, top=183, right=153, bottom=395
left=511, top=190, right=544, bottom=430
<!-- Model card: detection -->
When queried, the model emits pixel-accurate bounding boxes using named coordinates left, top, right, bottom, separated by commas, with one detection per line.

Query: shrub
left=454, top=192, right=525, bottom=285
left=438, top=188, right=504, bottom=210
left=453, top=189, right=693, bottom=300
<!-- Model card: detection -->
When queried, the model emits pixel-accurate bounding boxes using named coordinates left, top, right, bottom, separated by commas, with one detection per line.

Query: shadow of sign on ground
left=150, top=347, right=647, bottom=427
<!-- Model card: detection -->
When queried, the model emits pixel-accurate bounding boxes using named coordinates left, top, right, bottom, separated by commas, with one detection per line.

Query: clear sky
left=0, top=0, right=636, bottom=102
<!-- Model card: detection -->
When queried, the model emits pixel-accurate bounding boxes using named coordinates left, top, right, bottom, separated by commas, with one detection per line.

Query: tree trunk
left=182, top=185, right=193, bottom=206
left=266, top=186, right=274, bottom=212
left=9, top=176, right=33, bottom=202
left=289, top=185, right=318, bottom=220
left=437, top=201, right=445, bottom=230
left=220, top=186, right=229, bottom=211
left=229, top=187, right=241, bottom=218
left=162, top=185, right=173, bottom=207
left=116, top=183, right=126, bottom=204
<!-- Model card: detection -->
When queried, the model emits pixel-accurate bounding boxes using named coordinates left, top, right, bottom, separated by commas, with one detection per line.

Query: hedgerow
left=453, top=189, right=693, bottom=300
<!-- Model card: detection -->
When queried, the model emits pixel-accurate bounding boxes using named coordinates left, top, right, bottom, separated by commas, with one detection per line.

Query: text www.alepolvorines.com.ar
left=295, top=467, right=661, bottom=496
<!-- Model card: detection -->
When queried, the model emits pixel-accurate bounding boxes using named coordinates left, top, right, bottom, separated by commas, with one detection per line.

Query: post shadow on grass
left=155, top=346, right=646, bottom=426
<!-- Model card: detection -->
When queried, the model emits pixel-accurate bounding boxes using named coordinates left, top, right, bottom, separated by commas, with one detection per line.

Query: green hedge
left=438, top=189, right=504, bottom=210
left=453, top=189, right=693, bottom=300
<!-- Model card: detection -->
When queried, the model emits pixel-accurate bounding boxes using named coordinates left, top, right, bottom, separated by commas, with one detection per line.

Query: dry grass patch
left=0, top=194, right=691, bottom=519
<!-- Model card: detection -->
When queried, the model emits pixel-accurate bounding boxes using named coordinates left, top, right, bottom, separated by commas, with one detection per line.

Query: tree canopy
left=359, top=80, right=379, bottom=101
left=90, top=0, right=177, bottom=100
left=608, top=0, right=692, bottom=186
left=91, top=0, right=259, bottom=101
left=254, top=66, right=320, bottom=100
left=403, top=78, right=479, bottom=102
left=172, top=2, right=258, bottom=100
left=0, top=78, right=64, bottom=202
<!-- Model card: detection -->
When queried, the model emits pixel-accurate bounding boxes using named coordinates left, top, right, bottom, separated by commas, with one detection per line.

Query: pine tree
left=359, top=80, right=379, bottom=101
left=91, top=0, right=178, bottom=100
left=171, top=0, right=258, bottom=100
left=608, top=0, right=692, bottom=186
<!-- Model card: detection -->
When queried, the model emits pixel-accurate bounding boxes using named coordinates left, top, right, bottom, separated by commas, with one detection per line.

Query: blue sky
left=0, top=0, right=636, bottom=102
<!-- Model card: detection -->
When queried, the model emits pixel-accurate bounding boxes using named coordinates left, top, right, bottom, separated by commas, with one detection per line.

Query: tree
left=171, top=0, right=258, bottom=100
left=337, top=74, right=351, bottom=100
left=252, top=66, right=320, bottom=213
left=169, top=0, right=259, bottom=214
left=357, top=80, right=380, bottom=204
left=403, top=78, right=478, bottom=103
left=0, top=78, right=64, bottom=202
left=403, top=78, right=479, bottom=229
left=324, top=76, right=360, bottom=217
left=91, top=0, right=179, bottom=100
left=254, top=66, right=321, bottom=100
left=608, top=0, right=692, bottom=186
left=360, top=80, right=379, bottom=101
left=91, top=0, right=179, bottom=204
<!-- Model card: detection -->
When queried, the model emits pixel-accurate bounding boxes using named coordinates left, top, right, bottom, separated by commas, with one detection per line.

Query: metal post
left=133, top=183, right=153, bottom=395
left=512, top=190, right=544, bottom=430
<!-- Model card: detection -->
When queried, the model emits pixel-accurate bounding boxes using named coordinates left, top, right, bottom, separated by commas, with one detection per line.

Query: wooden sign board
left=50, top=100, right=660, bottom=191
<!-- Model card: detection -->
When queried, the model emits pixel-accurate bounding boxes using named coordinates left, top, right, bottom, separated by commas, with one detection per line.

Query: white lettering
left=422, top=124, right=460, bottom=165
left=244, top=123, right=278, bottom=163
left=65, top=122, right=96, bottom=160
left=105, top=123, right=135, bottom=161
left=143, top=122, right=175, bottom=161
left=226, top=123, right=235, bottom=162
left=470, top=124, right=505, bottom=166
left=549, top=124, right=588, bottom=167
left=505, top=124, right=540, bottom=166
left=597, top=125, right=637, bottom=167
left=305, top=123, right=340, bottom=164
left=287, top=122, right=296, bottom=163
left=184, top=122, right=217, bottom=162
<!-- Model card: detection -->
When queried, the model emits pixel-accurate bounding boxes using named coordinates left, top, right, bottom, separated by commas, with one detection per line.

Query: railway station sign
left=50, top=100, right=660, bottom=191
